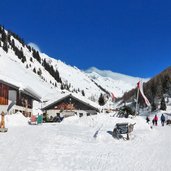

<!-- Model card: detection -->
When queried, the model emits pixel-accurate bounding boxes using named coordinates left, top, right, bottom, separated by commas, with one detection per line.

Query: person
left=146, top=116, right=150, bottom=124
left=152, top=118, right=155, bottom=125
left=160, top=114, right=165, bottom=126
left=154, top=115, right=158, bottom=126
left=53, top=113, right=64, bottom=122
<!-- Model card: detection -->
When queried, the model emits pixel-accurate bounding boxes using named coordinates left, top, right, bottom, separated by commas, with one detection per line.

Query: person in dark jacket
left=152, top=118, right=155, bottom=125
left=146, top=116, right=150, bottom=124
left=160, top=114, right=165, bottom=126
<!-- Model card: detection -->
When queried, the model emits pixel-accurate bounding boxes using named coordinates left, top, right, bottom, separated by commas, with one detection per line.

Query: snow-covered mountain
left=85, top=67, right=149, bottom=97
left=0, top=26, right=147, bottom=102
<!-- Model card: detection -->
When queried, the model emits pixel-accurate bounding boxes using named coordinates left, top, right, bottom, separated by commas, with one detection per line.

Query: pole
left=135, top=86, right=140, bottom=116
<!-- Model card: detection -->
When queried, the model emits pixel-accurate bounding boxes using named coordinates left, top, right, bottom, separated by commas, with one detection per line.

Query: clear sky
left=1, top=0, right=171, bottom=78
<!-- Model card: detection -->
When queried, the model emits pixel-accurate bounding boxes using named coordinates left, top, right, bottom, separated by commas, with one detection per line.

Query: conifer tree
left=33, top=50, right=41, bottom=63
left=151, top=102, right=157, bottom=112
left=82, top=90, right=85, bottom=96
left=37, top=68, right=42, bottom=76
left=33, top=68, right=36, bottom=73
left=98, top=93, right=105, bottom=106
left=160, top=97, right=167, bottom=111
left=61, top=84, right=64, bottom=90
left=11, top=39, right=15, bottom=48
left=3, top=42, right=8, bottom=53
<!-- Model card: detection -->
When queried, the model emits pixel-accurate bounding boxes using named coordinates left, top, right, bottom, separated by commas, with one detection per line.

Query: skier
left=160, top=114, right=165, bottom=126
left=154, top=115, right=158, bottom=126
left=152, top=118, right=155, bottom=125
left=146, top=116, right=150, bottom=124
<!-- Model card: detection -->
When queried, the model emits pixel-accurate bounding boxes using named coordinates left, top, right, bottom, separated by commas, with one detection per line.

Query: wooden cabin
left=43, top=93, right=100, bottom=118
left=0, top=80, right=41, bottom=116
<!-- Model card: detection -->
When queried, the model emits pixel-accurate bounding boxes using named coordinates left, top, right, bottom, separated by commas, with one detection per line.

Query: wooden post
left=0, top=111, right=8, bottom=132
left=0, top=111, right=5, bottom=129
left=135, top=86, right=140, bottom=116
left=126, top=133, right=129, bottom=140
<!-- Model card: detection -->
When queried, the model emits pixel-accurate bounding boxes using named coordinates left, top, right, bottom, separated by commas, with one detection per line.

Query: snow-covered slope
left=2, top=112, right=171, bottom=171
left=0, top=27, right=148, bottom=103
left=85, top=67, right=149, bottom=97
left=0, top=48, right=60, bottom=100
left=40, top=53, right=103, bottom=98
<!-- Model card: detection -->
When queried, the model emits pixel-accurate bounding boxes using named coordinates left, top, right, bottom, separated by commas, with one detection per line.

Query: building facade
left=43, top=94, right=100, bottom=118
left=0, top=80, right=41, bottom=116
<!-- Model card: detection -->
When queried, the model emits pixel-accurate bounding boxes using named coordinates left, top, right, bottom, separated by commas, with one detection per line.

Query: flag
left=110, top=92, right=115, bottom=102
left=137, top=81, right=151, bottom=106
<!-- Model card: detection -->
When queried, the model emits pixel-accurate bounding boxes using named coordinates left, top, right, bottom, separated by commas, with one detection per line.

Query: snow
left=1, top=112, right=171, bottom=171
left=5, top=112, right=29, bottom=127
left=86, top=67, right=149, bottom=97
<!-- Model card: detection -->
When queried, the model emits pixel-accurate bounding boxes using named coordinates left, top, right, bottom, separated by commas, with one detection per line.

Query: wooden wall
left=17, top=93, right=33, bottom=108
left=0, top=83, right=33, bottom=108
left=0, top=83, right=9, bottom=105
left=47, top=96, right=97, bottom=111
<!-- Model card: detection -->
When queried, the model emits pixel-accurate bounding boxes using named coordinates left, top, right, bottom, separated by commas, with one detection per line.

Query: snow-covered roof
left=0, top=76, right=41, bottom=101
left=42, top=92, right=100, bottom=111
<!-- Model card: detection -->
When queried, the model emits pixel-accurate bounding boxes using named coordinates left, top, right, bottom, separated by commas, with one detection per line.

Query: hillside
left=121, top=66, right=171, bottom=110
left=86, top=67, right=148, bottom=97
left=0, top=25, right=147, bottom=103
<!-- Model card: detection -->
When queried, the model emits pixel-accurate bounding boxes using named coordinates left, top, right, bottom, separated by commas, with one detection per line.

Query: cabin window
left=9, top=90, right=17, bottom=103
left=18, top=93, right=33, bottom=108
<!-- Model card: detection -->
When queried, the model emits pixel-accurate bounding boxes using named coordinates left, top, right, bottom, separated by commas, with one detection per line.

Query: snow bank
left=62, top=113, right=151, bottom=143
left=5, top=112, right=29, bottom=127
left=63, top=113, right=150, bottom=129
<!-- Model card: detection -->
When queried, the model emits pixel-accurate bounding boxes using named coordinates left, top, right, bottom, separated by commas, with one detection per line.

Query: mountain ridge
left=0, top=25, right=147, bottom=103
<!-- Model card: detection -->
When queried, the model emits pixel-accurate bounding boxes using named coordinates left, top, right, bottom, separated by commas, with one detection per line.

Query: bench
left=113, top=122, right=136, bottom=140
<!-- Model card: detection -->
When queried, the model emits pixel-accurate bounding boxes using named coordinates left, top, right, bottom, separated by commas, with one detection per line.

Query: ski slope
left=1, top=112, right=171, bottom=171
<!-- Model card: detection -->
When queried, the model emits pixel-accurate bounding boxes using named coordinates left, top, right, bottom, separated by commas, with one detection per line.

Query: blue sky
left=1, top=0, right=171, bottom=78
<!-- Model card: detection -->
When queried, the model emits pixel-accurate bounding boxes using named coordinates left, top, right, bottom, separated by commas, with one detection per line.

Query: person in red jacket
left=154, top=115, right=158, bottom=126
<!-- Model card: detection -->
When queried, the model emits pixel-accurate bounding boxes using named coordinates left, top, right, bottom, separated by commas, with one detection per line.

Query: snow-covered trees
left=42, top=59, right=62, bottom=84
left=122, top=66, right=171, bottom=110
left=160, top=97, right=167, bottom=111
left=32, top=49, right=41, bottom=63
